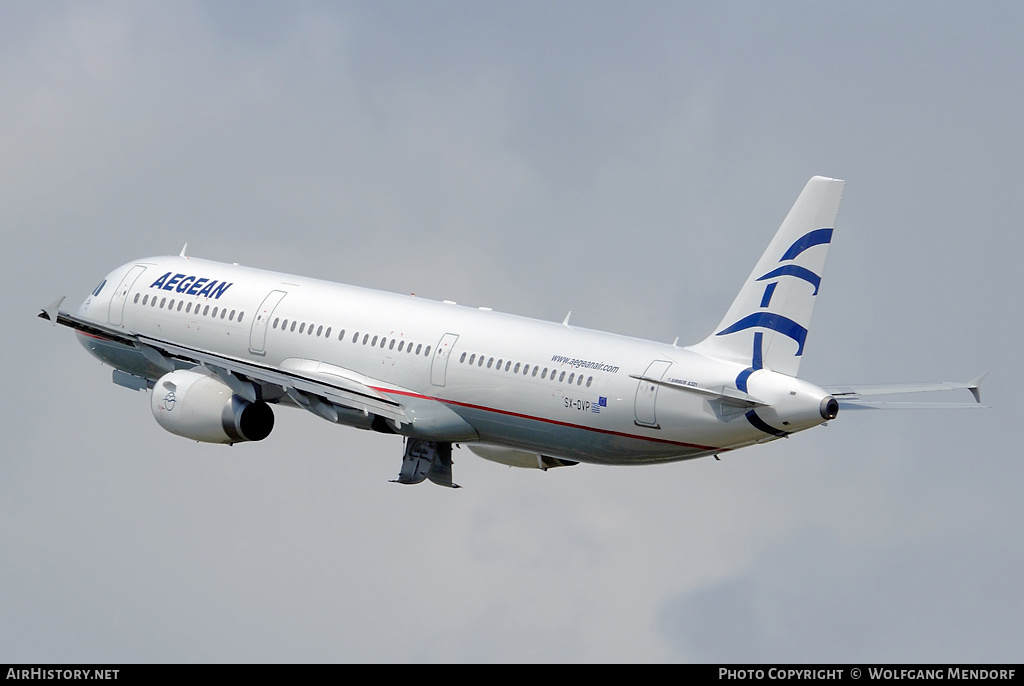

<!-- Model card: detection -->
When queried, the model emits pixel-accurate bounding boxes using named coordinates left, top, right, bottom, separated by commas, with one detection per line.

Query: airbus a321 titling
left=41, top=177, right=984, bottom=487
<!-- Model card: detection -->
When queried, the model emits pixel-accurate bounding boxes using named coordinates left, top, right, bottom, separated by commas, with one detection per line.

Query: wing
left=821, top=374, right=987, bottom=410
left=40, top=301, right=409, bottom=426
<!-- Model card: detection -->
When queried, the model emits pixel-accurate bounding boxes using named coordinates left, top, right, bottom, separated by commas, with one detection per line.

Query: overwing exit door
left=431, top=333, right=460, bottom=386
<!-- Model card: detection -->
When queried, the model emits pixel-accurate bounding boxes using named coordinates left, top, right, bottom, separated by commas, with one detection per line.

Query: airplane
left=39, top=177, right=984, bottom=487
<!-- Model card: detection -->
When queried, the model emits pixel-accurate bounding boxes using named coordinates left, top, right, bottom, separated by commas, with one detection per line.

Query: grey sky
left=2, top=1, right=1019, bottom=662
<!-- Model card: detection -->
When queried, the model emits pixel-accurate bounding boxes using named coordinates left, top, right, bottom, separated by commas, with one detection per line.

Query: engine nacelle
left=151, top=369, right=274, bottom=444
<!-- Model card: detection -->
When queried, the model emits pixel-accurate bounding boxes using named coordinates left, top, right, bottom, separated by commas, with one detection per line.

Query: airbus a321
left=40, top=177, right=983, bottom=487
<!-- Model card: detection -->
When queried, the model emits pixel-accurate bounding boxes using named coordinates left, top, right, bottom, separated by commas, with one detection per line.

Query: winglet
left=968, top=373, right=986, bottom=404
left=39, top=296, right=65, bottom=325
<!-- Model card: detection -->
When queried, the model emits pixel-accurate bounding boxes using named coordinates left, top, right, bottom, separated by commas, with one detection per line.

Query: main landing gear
left=391, top=439, right=460, bottom=489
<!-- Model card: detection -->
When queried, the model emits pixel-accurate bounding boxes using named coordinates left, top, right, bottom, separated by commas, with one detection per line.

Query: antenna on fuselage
left=562, top=311, right=572, bottom=326
left=179, top=243, right=188, bottom=258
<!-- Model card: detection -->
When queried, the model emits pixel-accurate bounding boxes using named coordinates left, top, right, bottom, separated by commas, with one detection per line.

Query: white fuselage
left=75, top=255, right=834, bottom=465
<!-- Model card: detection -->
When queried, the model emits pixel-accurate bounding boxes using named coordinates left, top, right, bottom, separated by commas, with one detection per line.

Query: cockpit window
left=92, top=280, right=107, bottom=297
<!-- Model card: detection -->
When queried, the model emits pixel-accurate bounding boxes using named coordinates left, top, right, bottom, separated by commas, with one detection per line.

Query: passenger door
left=249, top=290, right=287, bottom=355
left=634, top=359, right=672, bottom=428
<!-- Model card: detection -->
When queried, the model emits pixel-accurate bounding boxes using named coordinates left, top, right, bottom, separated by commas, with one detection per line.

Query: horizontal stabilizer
left=629, top=374, right=767, bottom=408
left=824, top=374, right=986, bottom=409
left=838, top=401, right=986, bottom=410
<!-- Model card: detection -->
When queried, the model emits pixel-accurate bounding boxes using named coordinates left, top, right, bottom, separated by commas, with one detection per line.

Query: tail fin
left=689, top=176, right=845, bottom=377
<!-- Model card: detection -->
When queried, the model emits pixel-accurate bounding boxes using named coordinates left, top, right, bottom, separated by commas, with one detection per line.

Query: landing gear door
left=634, top=359, right=672, bottom=428
left=249, top=290, right=287, bottom=355
left=108, top=265, right=147, bottom=327
left=431, top=333, right=460, bottom=387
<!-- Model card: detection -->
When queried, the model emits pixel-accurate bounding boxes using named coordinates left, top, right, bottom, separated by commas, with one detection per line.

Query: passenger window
left=541, top=368, right=547, bottom=379
left=299, top=322, right=305, bottom=334
left=308, top=324, right=314, bottom=335
left=371, top=335, right=378, bottom=346
left=186, top=302, right=192, bottom=314
left=424, top=346, right=430, bottom=356
left=496, top=359, right=503, bottom=369
left=559, top=371, right=565, bottom=382
left=478, top=356, right=484, bottom=367
left=568, top=373, right=575, bottom=384
left=352, top=332, right=359, bottom=343
left=532, top=366, right=538, bottom=377
left=211, top=306, right=218, bottom=318
left=177, top=301, right=183, bottom=312
left=586, top=376, right=593, bottom=387
left=363, top=334, right=369, bottom=344
left=325, top=327, right=331, bottom=338
left=468, top=353, right=475, bottom=365
left=416, top=344, right=422, bottom=355
left=134, top=294, right=140, bottom=304
left=504, top=361, right=511, bottom=372
left=317, top=325, right=323, bottom=336
left=238, top=312, right=244, bottom=323
left=460, top=352, right=467, bottom=363
left=389, top=339, right=396, bottom=350
left=398, top=341, right=405, bottom=352
left=513, top=363, right=520, bottom=373
left=203, top=305, right=210, bottom=316
left=282, top=319, right=289, bottom=330
left=142, top=295, right=149, bottom=305
left=290, top=321, right=296, bottom=332
left=380, top=337, right=386, bottom=348
left=487, top=357, right=493, bottom=368
left=576, top=375, right=583, bottom=385
left=273, top=318, right=279, bottom=329
left=168, top=299, right=175, bottom=310
left=221, top=309, right=227, bottom=320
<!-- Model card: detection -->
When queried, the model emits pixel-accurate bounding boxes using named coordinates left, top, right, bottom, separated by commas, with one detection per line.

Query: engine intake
left=152, top=369, right=274, bottom=444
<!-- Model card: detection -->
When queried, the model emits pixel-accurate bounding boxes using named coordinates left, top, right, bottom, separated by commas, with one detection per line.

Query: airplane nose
left=820, top=396, right=839, bottom=420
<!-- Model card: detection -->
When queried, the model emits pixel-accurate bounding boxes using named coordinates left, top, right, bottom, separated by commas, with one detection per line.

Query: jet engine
left=151, top=368, right=274, bottom=444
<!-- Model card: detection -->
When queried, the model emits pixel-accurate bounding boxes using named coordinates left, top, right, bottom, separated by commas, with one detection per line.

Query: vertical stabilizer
left=689, top=176, right=844, bottom=377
